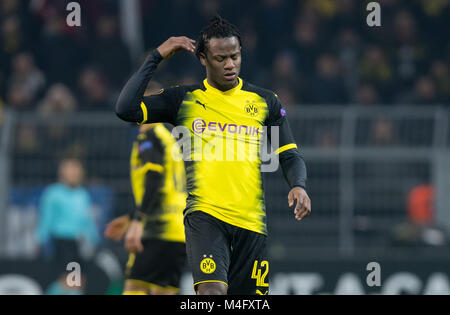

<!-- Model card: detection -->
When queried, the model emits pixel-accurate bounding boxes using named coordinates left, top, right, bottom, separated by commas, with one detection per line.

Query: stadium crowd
left=0, top=0, right=449, bottom=117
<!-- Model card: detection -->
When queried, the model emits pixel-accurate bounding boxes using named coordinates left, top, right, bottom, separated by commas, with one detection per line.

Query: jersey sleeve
left=265, top=93, right=308, bottom=189
left=115, top=49, right=186, bottom=125
left=265, top=93, right=297, bottom=153
left=139, top=86, right=187, bottom=125
left=130, top=130, right=164, bottom=220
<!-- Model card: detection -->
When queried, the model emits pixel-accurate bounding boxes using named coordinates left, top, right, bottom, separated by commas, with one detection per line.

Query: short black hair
left=195, top=15, right=242, bottom=60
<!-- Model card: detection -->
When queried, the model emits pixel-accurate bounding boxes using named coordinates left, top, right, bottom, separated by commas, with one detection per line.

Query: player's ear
left=199, top=52, right=207, bottom=67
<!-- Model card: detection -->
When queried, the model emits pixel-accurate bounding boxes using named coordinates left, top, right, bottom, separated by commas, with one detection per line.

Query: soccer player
left=105, top=123, right=187, bottom=295
left=115, top=16, right=311, bottom=295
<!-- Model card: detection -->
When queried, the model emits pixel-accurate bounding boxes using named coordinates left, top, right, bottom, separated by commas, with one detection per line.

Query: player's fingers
left=175, top=37, right=195, bottom=52
left=294, top=195, right=303, bottom=213
left=125, top=236, right=134, bottom=252
left=296, top=200, right=311, bottom=221
left=181, top=36, right=196, bottom=42
left=288, top=192, right=294, bottom=207
left=181, top=36, right=196, bottom=45
left=306, top=198, right=311, bottom=213
left=184, top=41, right=196, bottom=52
left=126, top=242, right=137, bottom=253
left=176, top=43, right=194, bottom=53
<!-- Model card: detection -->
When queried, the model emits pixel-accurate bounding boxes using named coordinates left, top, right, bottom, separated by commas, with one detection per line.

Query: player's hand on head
left=157, top=36, right=196, bottom=59
left=288, top=187, right=311, bottom=221
left=104, top=215, right=131, bottom=241
left=125, top=220, right=144, bottom=253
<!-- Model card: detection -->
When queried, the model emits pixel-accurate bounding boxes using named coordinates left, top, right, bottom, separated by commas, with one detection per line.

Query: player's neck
left=206, top=77, right=239, bottom=92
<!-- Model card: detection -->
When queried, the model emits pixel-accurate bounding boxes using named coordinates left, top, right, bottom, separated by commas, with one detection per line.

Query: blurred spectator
left=304, top=53, right=348, bottom=104
left=334, top=28, right=361, bottom=99
left=9, top=52, right=46, bottom=103
left=0, top=15, right=28, bottom=97
left=356, top=83, right=380, bottom=106
left=38, top=11, right=80, bottom=86
left=429, top=60, right=450, bottom=104
left=273, top=86, right=297, bottom=110
left=304, top=0, right=338, bottom=19
left=407, top=185, right=434, bottom=224
left=292, top=14, right=321, bottom=76
left=265, top=50, right=301, bottom=103
left=38, top=83, right=77, bottom=116
left=238, top=18, right=263, bottom=83
left=359, top=45, right=394, bottom=102
left=391, top=184, right=448, bottom=247
left=36, top=158, right=100, bottom=263
left=369, top=118, right=397, bottom=146
left=6, top=82, right=33, bottom=111
left=257, top=0, right=292, bottom=63
left=16, top=124, right=39, bottom=155
left=316, top=129, right=338, bottom=148
left=412, top=76, right=440, bottom=105
left=398, top=76, right=440, bottom=105
left=1, top=0, right=20, bottom=16
left=91, top=15, right=131, bottom=89
left=392, top=10, right=428, bottom=92
left=0, top=15, right=27, bottom=61
left=77, top=67, right=113, bottom=111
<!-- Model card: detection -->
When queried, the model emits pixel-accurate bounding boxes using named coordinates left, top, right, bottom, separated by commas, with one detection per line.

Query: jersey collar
left=203, top=77, right=243, bottom=96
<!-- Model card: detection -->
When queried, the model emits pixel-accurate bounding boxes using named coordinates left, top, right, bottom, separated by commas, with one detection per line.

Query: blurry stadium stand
left=0, top=106, right=450, bottom=294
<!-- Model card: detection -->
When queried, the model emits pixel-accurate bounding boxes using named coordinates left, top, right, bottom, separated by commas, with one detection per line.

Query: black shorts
left=125, top=239, right=186, bottom=291
left=184, top=211, right=269, bottom=295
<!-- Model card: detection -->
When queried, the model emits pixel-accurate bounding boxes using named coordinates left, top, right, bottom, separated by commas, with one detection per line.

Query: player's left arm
left=131, top=134, right=165, bottom=222
left=267, top=95, right=311, bottom=221
left=278, top=121, right=311, bottom=221
left=126, top=134, right=164, bottom=253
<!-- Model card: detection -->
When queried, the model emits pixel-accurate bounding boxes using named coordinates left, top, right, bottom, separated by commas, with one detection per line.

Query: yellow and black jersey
left=130, top=123, right=186, bottom=243
left=117, top=49, right=307, bottom=236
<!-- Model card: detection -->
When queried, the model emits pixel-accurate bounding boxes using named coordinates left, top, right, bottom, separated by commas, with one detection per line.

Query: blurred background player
left=105, top=120, right=187, bottom=295
left=35, top=157, right=99, bottom=294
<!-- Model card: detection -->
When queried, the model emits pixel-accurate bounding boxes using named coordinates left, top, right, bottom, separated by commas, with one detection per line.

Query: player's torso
left=175, top=79, right=271, bottom=235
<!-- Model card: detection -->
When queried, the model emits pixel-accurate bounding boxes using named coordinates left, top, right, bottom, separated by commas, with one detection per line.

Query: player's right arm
left=115, top=37, right=195, bottom=124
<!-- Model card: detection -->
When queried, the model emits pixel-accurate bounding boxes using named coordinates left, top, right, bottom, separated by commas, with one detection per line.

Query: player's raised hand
left=288, top=187, right=311, bottom=221
left=157, top=36, right=196, bottom=59
left=104, top=215, right=131, bottom=241
left=125, top=220, right=144, bottom=253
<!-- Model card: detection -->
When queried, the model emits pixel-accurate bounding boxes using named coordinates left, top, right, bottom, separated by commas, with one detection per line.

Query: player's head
left=196, top=15, right=242, bottom=91
left=58, top=158, right=85, bottom=188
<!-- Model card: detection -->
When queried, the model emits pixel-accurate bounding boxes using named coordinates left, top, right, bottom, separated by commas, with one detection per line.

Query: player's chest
left=177, top=93, right=268, bottom=127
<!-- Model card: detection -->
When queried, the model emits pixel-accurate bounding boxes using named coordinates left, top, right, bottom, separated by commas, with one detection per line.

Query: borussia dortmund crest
left=244, top=100, right=259, bottom=116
